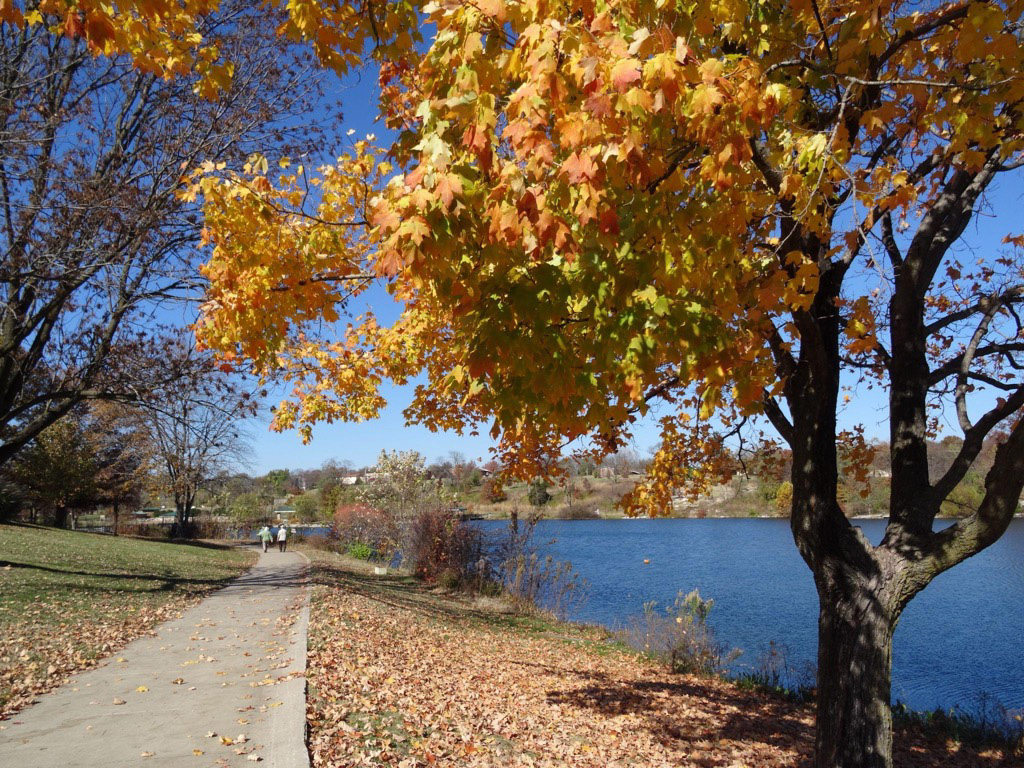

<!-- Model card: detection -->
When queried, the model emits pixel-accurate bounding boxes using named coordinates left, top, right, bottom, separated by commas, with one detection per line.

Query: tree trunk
left=54, top=506, right=68, bottom=528
left=112, top=501, right=120, bottom=535
left=175, top=492, right=195, bottom=538
left=814, top=580, right=897, bottom=768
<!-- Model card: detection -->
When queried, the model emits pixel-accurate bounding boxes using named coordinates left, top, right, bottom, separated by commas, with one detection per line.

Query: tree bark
left=814, top=576, right=898, bottom=768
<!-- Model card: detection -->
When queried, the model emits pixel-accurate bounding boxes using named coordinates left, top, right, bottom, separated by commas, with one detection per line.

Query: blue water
left=478, top=518, right=1024, bottom=713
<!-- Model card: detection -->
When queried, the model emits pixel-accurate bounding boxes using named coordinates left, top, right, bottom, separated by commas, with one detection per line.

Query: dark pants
left=278, top=540, right=286, bottom=552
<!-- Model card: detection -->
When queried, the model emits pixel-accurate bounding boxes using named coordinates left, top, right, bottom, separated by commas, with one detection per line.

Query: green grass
left=0, top=523, right=256, bottom=716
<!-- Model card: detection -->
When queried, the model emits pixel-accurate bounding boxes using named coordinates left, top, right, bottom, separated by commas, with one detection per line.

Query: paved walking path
left=0, top=549, right=310, bottom=768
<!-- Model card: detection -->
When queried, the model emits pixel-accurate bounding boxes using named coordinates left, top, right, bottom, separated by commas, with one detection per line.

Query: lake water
left=478, top=518, right=1024, bottom=714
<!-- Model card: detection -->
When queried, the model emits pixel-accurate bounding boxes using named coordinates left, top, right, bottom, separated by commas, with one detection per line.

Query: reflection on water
left=478, top=518, right=1024, bottom=713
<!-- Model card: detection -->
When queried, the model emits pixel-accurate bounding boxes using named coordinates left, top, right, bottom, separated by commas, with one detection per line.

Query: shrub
left=346, top=541, right=375, bottom=560
left=190, top=516, right=230, bottom=539
left=437, top=567, right=461, bottom=590
left=775, top=481, right=793, bottom=515
left=557, top=503, right=601, bottom=519
left=333, top=503, right=400, bottom=563
left=407, top=507, right=485, bottom=585
left=623, top=589, right=738, bottom=676
left=118, top=521, right=174, bottom=539
left=500, top=552, right=585, bottom=618
left=527, top=480, right=550, bottom=507
left=489, top=510, right=586, bottom=618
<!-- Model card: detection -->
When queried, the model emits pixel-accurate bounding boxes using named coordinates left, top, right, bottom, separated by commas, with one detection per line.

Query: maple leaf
left=610, top=58, right=642, bottom=92
left=562, top=152, right=596, bottom=184
left=435, top=174, right=463, bottom=210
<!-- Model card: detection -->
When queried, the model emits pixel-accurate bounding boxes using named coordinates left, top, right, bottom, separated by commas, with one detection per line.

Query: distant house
left=274, top=506, right=296, bottom=521
left=340, top=476, right=362, bottom=485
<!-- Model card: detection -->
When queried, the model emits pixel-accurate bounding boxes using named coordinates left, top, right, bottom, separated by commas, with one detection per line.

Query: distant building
left=274, top=506, right=296, bottom=521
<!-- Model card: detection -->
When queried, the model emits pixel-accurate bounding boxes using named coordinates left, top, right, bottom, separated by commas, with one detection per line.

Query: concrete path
left=0, top=549, right=310, bottom=768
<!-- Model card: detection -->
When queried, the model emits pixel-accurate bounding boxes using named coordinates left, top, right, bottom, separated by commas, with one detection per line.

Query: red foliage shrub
left=332, top=503, right=400, bottom=561
left=407, top=508, right=484, bottom=586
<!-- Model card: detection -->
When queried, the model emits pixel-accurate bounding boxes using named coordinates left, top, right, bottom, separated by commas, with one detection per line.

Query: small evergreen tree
left=527, top=480, right=550, bottom=508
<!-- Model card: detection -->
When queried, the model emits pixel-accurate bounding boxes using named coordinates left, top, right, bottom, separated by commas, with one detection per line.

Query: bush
left=527, top=480, right=550, bottom=507
left=346, top=541, right=375, bottom=560
left=623, top=589, right=738, bottom=676
left=556, top=502, right=601, bottom=519
left=500, top=552, right=585, bottom=618
left=333, top=503, right=400, bottom=564
left=489, top=510, right=586, bottom=618
left=437, top=567, right=461, bottom=590
left=407, top=507, right=485, bottom=586
left=775, top=481, right=793, bottom=515
left=190, top=516, right=230, bottom=538
left=118, top=521, right=174, bottom=539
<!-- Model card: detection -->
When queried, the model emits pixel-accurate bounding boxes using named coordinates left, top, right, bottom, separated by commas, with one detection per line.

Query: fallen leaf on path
left=193, top=749, right=204, bottom=756
left=135, top=686, right=148, bottom=692
left=112, top=698, right=126, bottom=705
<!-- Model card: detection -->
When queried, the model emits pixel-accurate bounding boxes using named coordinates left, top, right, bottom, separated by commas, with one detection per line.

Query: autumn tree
left=49, top=1, right=1024, bottom=766
left=0, top=1, right=339, bottom=468
left=3, top=411, right=99, bottom=527
left=359, top=450, right=451, bottom=521
left=139, top=342, right=254, bottom=535
left=83, top=401, right=156, bottom=532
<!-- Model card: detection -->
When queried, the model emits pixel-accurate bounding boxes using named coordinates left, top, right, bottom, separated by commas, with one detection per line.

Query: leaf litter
left=305, top=550, right=1016, bottom=768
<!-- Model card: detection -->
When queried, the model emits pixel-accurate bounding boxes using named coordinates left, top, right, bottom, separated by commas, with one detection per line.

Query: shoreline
left=300, top=546, right=1020, bottom=766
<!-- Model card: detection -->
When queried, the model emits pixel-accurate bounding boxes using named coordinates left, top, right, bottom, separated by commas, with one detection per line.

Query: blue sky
left=242, top=61, right=1024, bottom=476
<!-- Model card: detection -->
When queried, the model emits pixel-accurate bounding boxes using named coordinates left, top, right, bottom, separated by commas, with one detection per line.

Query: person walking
left=277, top=525, right=288, bottom=553
left=258, top=526, right=273, bottom=553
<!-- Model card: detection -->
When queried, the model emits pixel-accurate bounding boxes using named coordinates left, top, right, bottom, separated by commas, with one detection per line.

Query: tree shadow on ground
left=308, top=559, right=494, bottom=623
left=548, top=676, right=813, bottom=759
left=545, top=675, right=1018, bottom=767
left=0, top=560, right=243, bottom=587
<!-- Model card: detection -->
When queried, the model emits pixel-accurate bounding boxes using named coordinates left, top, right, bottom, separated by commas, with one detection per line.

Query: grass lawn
left=0, top=523, right=256, bottom=718
left=301, top=545, right=1018, bottom=768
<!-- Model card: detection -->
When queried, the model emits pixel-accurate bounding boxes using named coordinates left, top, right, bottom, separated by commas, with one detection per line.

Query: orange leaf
left=611, top=58, right=642, bottom=92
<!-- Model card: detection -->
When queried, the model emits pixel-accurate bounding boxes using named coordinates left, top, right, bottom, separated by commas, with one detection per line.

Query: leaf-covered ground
left=305, top=549, right=1016, bottom=767
left=0, top=523, right=256, bottom=717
